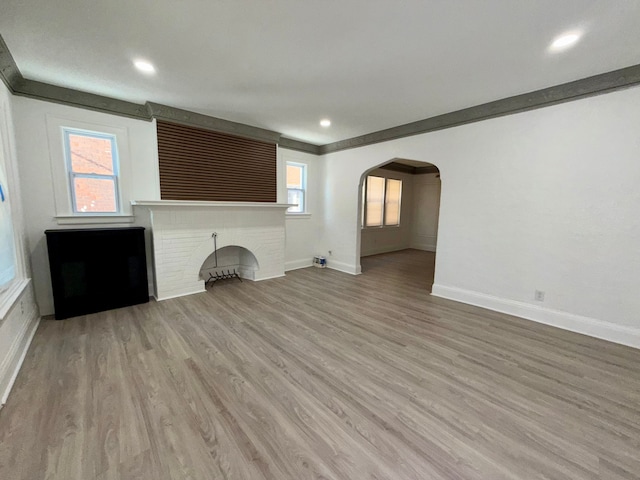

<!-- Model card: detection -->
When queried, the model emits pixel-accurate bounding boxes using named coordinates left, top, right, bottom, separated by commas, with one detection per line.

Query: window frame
left=383, top=178, right=402, bottom=227
left=63, top=128, right=121, bottom=215
left=0, top=95, right=29, bottom=321
left=46, top=115, right=134, bottom=225
left=286, top=161, right=307, bottom=214
left=362, top=175, right=403, bottom=228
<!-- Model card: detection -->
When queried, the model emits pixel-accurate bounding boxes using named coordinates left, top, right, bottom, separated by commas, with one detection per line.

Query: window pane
left=287, top=188, right=303, bottom=213
left=0, top=163, right=16, bottom=287
left=365, top=176, right=385, bottom=227
left=361, top=183, right=365, bottom=227
left=73, top=177, right=117, bottom=213
left=385, top=179, right=402, bottom=225
left=287, top=164, right=303, bottom=189
left=68, top=133, right=115, bottom=175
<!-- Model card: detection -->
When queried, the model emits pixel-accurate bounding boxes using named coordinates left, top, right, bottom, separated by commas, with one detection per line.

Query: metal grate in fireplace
left=199, top=233, right=259, bottom=287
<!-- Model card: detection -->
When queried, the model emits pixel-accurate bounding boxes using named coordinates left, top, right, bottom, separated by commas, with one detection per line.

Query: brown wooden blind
left=157, top=121, right=277, bottom=202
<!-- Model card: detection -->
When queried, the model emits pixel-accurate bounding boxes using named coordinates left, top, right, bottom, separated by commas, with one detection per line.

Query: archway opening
left=357, top=158, right=441, bottom=291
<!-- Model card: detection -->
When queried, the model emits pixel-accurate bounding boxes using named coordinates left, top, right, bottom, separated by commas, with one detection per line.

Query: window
left=385, top=178, right=402, bottom=225
left=46, top=116, right=133, bottom=224
left=0, top=149, right=16, bottom=291
left=0, top=98, right=26, bottom=320
left=286, top=162, right=306, bottom=213
left=362, top=176, right=402, bottom=227
left=63, top=129, right=120, bottom=214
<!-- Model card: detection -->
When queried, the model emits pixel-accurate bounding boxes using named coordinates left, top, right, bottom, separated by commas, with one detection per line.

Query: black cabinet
left=45, top=227, right=149, bottom=320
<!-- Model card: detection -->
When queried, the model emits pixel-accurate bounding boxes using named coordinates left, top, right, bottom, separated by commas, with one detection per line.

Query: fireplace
left=132, top=201, right=291, bottom=300
left=199, top=245, right=259, bottom=281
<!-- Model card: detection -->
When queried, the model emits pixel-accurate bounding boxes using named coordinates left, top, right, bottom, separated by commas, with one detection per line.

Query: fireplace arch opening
left=199, top=245, right=260, bottom=282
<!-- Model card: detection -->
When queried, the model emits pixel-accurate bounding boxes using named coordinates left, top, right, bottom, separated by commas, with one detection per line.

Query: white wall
left=12, top=97, right=160, bottom=315
left=281, top=148, right=325, bottom=270
left=320, top=85, right=640, bottom=348
left=360, top=168, right=414, bottom=257
left=11, top=85, right=640, bottom=348
left=12, top=99, right=323, bottom=314
left=0, top=83, right=40, bottom=407
left=410, top=173, right=441, bottom=252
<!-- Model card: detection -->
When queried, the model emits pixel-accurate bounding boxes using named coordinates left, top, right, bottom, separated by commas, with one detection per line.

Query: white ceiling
left=2, top=1, right=640, bottom=145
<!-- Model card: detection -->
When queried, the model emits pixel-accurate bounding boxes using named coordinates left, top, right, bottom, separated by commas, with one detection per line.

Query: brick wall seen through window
left=64, top=130, right=119, bottom=213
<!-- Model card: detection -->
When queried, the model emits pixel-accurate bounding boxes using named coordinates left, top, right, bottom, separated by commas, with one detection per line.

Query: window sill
left=361, top=225, right=401, bottom=230
left=286, top=213, right=311, bottom=219
left=0, top=278, right=30, bottom=322
left=55, top=215, right=135, bottom=225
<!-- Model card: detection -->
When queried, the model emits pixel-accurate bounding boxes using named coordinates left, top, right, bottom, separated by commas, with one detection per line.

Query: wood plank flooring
left=1, top=249, right=639, bottom=479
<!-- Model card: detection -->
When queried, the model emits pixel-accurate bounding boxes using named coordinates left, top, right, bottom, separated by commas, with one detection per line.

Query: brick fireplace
left=132, top=201, right=291, bottom=300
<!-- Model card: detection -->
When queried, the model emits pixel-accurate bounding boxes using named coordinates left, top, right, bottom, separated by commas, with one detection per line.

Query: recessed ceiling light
left=320, top=119, right=331, bottom=127
left=549, top=32, right=581, bottom=52
left=134, top=59, right=156, bottom=74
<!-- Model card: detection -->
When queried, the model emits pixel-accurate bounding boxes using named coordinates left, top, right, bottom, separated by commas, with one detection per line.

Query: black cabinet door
left=45, top=227, right=149, bottom=319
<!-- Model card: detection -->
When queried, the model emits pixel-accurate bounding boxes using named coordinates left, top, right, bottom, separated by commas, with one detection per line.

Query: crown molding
left=18, top=78, right=149, bottom=119
left=0, top=34, right=290, bottom=146
left=379, top=162, right=439, bottom=175
left=0, top=34, right=24, bottom=92
left=378, top=162, right=415, bottom=175
left=415, top=165, right=440, bottom=175
left=147, top=102, right=281, bottom=144
left=319, top=64, right=640, bottom=154
left=278, top=137, right=321, bottom=154
left=2, top=34, right=640, bottom=156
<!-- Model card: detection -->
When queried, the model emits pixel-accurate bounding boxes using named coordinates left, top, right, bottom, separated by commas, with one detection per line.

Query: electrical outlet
left=534, top=290, right=545, bottom=302
left=20, top=300, right=24, bottom=315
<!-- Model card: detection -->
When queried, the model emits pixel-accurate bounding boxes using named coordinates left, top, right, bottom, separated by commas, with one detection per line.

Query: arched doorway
left=356, top=158, right=441, bottom=290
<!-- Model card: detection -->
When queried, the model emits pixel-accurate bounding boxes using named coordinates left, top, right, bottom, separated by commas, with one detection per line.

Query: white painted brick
left=145, top=205, right=287, bottom=300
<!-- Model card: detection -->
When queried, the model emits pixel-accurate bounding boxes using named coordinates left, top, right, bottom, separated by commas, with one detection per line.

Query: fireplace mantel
left=132, top=199, right=291, bottom=300
left=132, top=200, right=293, bottom=209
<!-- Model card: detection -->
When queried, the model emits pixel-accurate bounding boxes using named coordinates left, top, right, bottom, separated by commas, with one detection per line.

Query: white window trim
left=54, top=215, right=135, bottom=225
left=362, top=175, right=402, bottom=228
left=0, top=96, right=28, bottom=321
left=286, top=212, right=312, bottom=219
left=0, top=278, right=30, bottom=321
left=46, top=115, right=133, bottom=225
left=286, top=161, right=307, bottom=214
left=63, top=128, right=121, bottom=214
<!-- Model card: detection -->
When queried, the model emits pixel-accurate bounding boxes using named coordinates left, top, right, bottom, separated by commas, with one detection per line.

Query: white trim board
left=254, top=274, right=286, bottom=282
left=327, top=260, right=361, bottom=275
left=431, top=284, right=640, bottom=350
left=409, top=243, right=437, bottom=252
left=285, top=259, right=313, bottom=271
left=156, top=288, right=206, bottom=302
left=0, top=312, right=40, bottom=407
left=361, top=245, right=410, bottom=257
left=0, top=278, right=29, bottom=321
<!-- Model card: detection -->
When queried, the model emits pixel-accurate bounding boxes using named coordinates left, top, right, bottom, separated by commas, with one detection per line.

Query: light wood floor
left=1, top=249, right=639, bottom=479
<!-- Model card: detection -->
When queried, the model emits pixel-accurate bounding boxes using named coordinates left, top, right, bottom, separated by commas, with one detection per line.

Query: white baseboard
left=0, top=312, right=40, bottom=407
left=361, top=245, right=409, bottom=257
left=285, top=259, right=313, bottom=271
left=409, top=243, right=437, bottom=252
left=327, top=260, right=360, bottom=275
left=254, top=273, right=286, bottom=282
left=431, top=284, right=640, bottom=350
left=157, top=287, right=206, bottom=301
